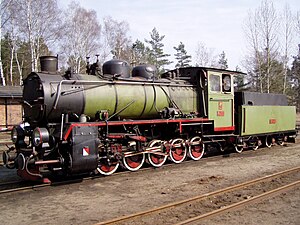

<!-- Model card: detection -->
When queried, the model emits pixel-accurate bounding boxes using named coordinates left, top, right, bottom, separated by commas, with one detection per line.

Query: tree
left=243, top=0, right=280, bottom=93
left=3, top=0, right=24, bottom=85
left=281, top=4, right=295, bottom=94
left=234, top=65, right=249, bottom=91
left=13, top=0, right=62, bottom=72
left=1, top=34, right=47, bottom=85
left=0, top=0, right=14, bottom=86
left=102, top=16, right=132, bottom=62
left=131, top=39, right=152, bottom=66
left=217, top=51, right=228, bottom=69
left=1, top=0, right=55, bottom=85
left=1, top=33, right=19, bottom=85
left=14, top=40, right=32, bottom=78
left=145, top=27, right=172, bottom=73
left=244, top=50, right=285, bottom=93
left=289, top=45, right=300, bottom=111
left=194, top=42, right=217, bottom=67
left=60, top=2, right=101, bottom=73
left=173, top=41, right=191, bottom=68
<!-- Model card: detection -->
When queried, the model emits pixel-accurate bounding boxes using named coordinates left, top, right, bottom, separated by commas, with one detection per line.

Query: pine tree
left=173, top=42, right=191, bottom=68
left=145, top=27, right=172, bottom=73
left=217, top=51, right=228, bottom=69
left=132, top=39, right=152, bottom=66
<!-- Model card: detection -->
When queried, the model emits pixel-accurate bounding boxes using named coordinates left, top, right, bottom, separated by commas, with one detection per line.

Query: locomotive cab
left=162, top=67, right=242, bottom=133
left=207, top=70, right=235, bottom=132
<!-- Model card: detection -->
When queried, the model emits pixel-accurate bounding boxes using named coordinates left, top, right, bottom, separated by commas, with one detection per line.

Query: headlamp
left=32, top=127, right=49, bottom=147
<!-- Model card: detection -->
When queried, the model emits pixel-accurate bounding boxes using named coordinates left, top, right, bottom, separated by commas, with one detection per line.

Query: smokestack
left=39, top=56, right=58, bottom=73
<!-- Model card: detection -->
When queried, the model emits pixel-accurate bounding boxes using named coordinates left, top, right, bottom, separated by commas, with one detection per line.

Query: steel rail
left=0, top=173, right=116, bottom=195
left=96, top=166, right=300, bottom=225
left=0, top=180, right=23, bottom=187
left=0, top=183, right=50, bottom=194
left=0, top=175, right=107, bottom=195
left=176, top=180, right=300, bottom=225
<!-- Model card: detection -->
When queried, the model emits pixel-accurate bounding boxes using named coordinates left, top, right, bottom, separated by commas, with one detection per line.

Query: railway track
left=0, top=142, right=299, bottom=195
left=96, top=166, right=300, bottom=225
left=0, top=181, right=50, bottom=194
left=0, top=146, right=274, bottom=194
left=0, top=161, right=184, bottom=194
left=0, top=142, right=251, bottom=193
left=0, top=175, right=106, bottom=194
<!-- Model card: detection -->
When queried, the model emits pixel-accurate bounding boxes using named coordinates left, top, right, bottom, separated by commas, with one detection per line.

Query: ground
left=0, top=137, right=299, bottom=225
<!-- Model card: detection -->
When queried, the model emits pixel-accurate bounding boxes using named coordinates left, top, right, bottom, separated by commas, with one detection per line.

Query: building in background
left=0, top=87, right=23, bottom=131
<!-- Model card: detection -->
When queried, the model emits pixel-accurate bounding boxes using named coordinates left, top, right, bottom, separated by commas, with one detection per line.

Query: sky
left=59, top=0, right=300, bottom=70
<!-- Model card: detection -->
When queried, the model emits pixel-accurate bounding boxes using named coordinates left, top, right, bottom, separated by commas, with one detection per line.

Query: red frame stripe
left=63, top=118, right=211, bottom=140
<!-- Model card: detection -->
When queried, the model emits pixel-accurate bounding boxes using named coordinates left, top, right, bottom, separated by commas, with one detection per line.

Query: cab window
left=210, top=74, right=220, bottom=92
left=222, top=74, right=231, bottom=92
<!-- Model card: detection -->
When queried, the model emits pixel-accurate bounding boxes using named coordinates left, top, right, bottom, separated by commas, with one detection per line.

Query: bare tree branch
left=60, top=1, right=101, bottom=73
left=194, top=42, right=217, bottom=67
left=243, top=0, right=281, bottom=93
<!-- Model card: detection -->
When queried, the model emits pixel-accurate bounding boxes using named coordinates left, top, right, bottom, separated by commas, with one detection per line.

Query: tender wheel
left=216, top=141, right=226, bottom=152
left=234, top=138, right=246, bottom=153
left=96, top=158, right=120, bottom=176
left=265, top=135, right=275, bottom=148
left=122, top=153, right=145, bottom=171
left=188, top=136, right=205, bottom=160
left=169, top=138, right=187, bottom=163
left=234, top=144, right=243, bottom=153
left=147, top=140, right=167, bottom=168
left=277, top=135, right=287, bottom=146
left=250, top=137, right=262, bottom=151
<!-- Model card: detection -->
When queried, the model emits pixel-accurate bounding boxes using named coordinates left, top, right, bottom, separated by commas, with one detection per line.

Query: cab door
left=208, top=72, right=234, bottom=132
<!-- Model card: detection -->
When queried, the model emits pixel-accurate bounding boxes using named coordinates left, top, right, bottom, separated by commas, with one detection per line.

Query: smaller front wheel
left=96, top=158, right=120, bottom=176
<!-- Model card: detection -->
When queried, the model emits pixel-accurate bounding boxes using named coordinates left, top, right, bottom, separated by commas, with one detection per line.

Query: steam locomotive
left=3, top=56, right=297, bottom=182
